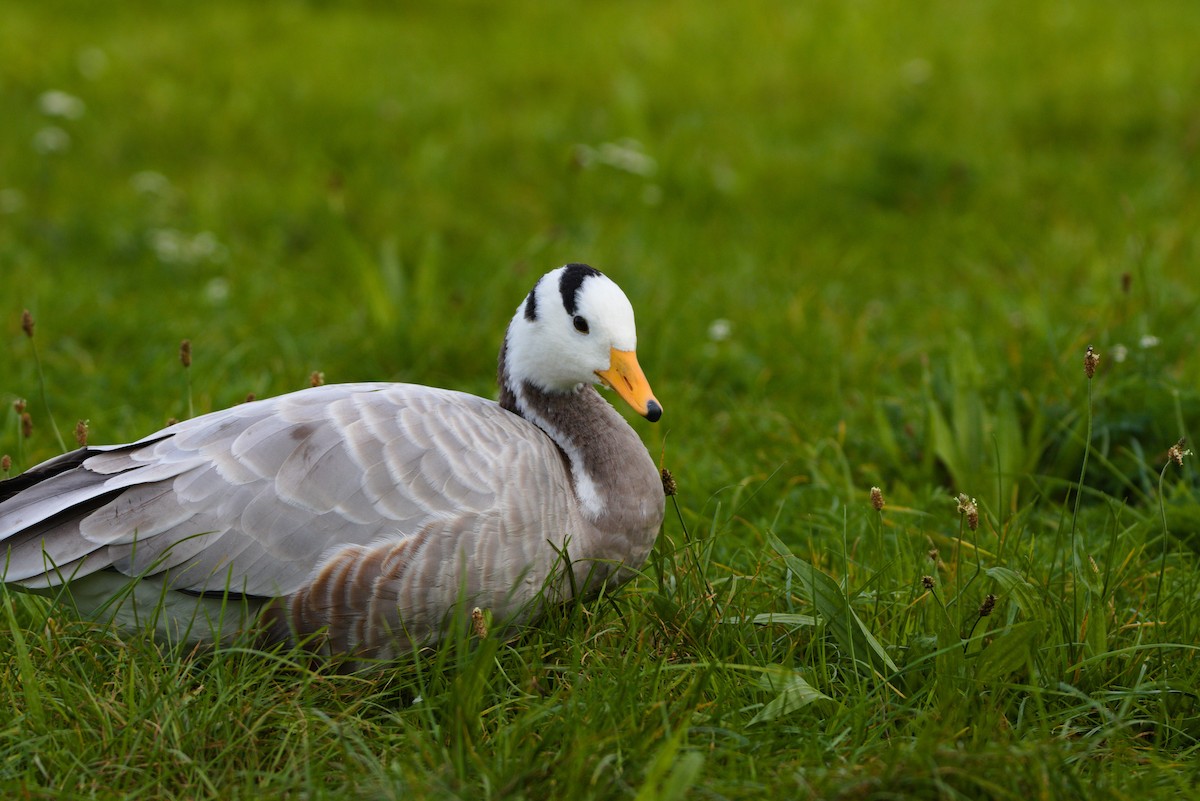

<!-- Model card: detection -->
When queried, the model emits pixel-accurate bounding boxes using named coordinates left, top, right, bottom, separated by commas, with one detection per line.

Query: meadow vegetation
left=2, top=1, right=1199, bottom=798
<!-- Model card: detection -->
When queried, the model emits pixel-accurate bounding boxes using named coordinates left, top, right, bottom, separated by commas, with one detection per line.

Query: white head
left=504, top=264, right=661, bottom=421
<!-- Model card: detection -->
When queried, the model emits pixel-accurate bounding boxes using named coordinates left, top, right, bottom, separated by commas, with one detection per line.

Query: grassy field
left=3, top=0, right=1200, bottom=797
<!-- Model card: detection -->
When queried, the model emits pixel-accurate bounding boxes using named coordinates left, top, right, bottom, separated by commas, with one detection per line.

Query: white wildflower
left=190, top=231, right=226, bottom=262
left=38, top=90, right=86, bottom=120
left=149, top=228, right=227, bottom=266
left=205, top=277, right=231, bottom=305
left=33, top=126, right=71, bottom=154
left=598, top=139, right=657, bottom=176
left=575, top=139, right=657, bottom=176
left=130, top=171, right=173, bottom=196
left=150, top=228, right=183, bottom=263
left=707, top=319, right=732, bottom=342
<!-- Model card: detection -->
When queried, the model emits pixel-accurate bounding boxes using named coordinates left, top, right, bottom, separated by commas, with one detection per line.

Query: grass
left=2, top=0, right=1200, bottom=797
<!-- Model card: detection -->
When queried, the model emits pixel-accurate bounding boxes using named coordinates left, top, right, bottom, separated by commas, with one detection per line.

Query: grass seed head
left=21, top=412, right=33, bottom=439
left=21, top=309, right=35, bottom=338
left=1168, top=438, right=1189, bottom=467
left=922, top=575, right=936, bottom=590
left=661, top=467, right=677, bottom=497
left=1, top=454, right=10, bottom=473
left=870, top=486, right=885, bottom=511
left=957, top=493, right=979, bottom=530
left=245, top=392, right=256, bottom=403
left=13, top=398, right=26, bottom=415
left=978, top=594, right=996, bottom=617
left=180, top=339, right=192, bottom=368
left=75, top=419, right=89, bottom=447
left=471, top=607, right=489, bottom=639
left=310, top=370, right=325, bottom=387
left=1084, top=345, right=1099, bottom=379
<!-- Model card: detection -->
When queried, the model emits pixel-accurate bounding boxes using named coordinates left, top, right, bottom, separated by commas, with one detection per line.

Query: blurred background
left=2, top=0, right=1197, bottom=527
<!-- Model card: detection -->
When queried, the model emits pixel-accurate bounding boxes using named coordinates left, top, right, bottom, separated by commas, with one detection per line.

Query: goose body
left=0, top=264, right=665, bottom=657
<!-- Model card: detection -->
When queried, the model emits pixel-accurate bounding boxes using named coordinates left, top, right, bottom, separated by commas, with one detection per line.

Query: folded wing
left=0, top=382, right=569, bottom=599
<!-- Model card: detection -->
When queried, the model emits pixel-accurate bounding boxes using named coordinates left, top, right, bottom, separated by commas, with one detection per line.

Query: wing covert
left=5, top=383, right=570, bottom=596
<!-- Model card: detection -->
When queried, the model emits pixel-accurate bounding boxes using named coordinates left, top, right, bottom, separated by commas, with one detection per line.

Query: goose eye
left=573, top=315, right=590, bottom=334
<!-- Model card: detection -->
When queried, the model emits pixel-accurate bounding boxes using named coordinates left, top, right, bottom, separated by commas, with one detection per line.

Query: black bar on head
left=558, top=263, right=601, bottom=315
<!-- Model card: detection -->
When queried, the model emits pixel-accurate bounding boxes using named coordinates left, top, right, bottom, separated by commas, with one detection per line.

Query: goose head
left=502, top=263, right=662, bottom=422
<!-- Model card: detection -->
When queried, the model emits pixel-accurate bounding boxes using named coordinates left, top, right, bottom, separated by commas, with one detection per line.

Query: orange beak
left=596, top=348, right=663, bottom=422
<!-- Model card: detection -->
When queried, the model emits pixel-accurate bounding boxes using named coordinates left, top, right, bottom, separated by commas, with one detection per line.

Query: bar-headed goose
left=0, top=263, right=665, bottom=657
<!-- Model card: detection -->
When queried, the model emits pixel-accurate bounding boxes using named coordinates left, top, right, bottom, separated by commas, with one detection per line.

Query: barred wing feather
left=0, top=382, right=571, bottom=602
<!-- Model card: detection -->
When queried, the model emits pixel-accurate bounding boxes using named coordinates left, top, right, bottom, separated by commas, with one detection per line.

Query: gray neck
left=497, top=336, right=661, bottom=534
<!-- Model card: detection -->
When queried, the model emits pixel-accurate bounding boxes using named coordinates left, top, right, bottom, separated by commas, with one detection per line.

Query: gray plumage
left=0, top=265, right=665, bottom=657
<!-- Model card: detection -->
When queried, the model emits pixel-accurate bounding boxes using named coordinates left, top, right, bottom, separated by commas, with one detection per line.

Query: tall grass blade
left=2, top=589, right=45, bottom=723
left=975, top=620, right=1044, bottom=683
left=634, top=722, right=704, bottom=801
left=767, top=532, right=899, bottom=678
left=750, top=666, right=831, bottom=724
left=984, top=566, right=1043, bottom=620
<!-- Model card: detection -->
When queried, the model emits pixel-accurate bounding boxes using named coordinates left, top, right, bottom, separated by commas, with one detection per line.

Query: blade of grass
left=767, top=531, right=899, bottom=678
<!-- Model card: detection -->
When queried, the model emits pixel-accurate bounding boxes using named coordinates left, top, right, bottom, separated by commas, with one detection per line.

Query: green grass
left=3, top=0, right=1200, bottom=797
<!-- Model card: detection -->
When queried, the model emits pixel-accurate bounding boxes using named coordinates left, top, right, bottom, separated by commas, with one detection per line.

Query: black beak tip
left=644, top=399, right=663, bottom=423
